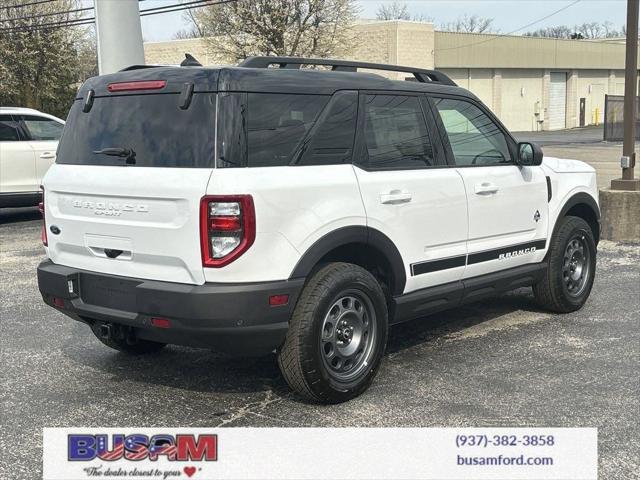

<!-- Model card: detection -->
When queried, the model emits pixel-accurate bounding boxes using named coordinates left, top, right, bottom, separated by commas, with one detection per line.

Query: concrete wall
left=351, top=21, right=434, bottom=79
left=435, top=31, right=633, bottom=69
left=144, top=38, right=214, bottom=66
left=500, top=69, right=545, bottom=132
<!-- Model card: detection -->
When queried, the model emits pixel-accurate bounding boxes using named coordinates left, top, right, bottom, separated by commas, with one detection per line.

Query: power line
left=140, top=0, right=229, bottom=16
left=0, top=5, right=93, bottom=22
left=0, top=0, right=235, bottom=34
left=2, top=0, right=56, bottom=9
left=435, top=0, right=582, bottom=51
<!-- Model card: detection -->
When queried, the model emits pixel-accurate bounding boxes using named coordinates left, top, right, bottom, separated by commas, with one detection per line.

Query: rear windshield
left=57, top=93, right=215, bottom=168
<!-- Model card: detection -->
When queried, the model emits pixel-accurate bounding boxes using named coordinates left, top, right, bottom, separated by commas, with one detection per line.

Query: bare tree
left=376, top=1, right=410, bottom=20
left=376, top=1, right=433, bottom=22
left=524, top=25, right=573, bottom=38
left=173, top=10, right=206, bottom=40
left=0, top=0, right=97, bottom=117
left=525, top=21, right=623, bottom=39
left=441, top=14, right=496, bottom=33
left=189, top=0, right=359, bottom=62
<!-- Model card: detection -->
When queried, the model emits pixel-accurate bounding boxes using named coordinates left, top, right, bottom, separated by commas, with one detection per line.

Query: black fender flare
left=289, top=226, right=407, bottom=295
left=552, top=191, right=601, bottom=244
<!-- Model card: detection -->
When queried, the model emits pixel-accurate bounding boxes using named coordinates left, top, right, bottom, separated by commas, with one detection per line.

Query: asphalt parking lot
left=1, top=207, right=639, bottom=479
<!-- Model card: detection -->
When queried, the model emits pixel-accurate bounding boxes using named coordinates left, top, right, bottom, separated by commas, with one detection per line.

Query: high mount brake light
left=107, top=80, right=166, bottom=93
left=200, top=195, right=255, bottom=268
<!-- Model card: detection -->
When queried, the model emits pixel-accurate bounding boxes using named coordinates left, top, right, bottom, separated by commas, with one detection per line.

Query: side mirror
left=517, top=142, right=543, bottom=166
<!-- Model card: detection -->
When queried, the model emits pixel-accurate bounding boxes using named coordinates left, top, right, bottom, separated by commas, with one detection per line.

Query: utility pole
left=94, top=0, right=145, bottom=75
left=612, top=0, right=640, bottom=190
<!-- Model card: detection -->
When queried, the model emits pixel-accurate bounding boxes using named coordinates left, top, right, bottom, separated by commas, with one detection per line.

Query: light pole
left=612, top=0, right=640, bottom=190
left=94, top=0, right=145, bottom=75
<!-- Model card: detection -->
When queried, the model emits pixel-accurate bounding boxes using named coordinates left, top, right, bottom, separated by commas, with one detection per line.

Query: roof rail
left=238, top=56, right=456, bottom=86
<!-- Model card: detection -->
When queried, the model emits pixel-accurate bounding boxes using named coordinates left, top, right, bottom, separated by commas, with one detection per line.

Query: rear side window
left=217, top=93, right=329, bottom=168
left=57, top=93, right=215, bottom=167
left=363, top=94, right=435, bottom=169
left=297, top=91, right=357, bottom=166
left=0, top=115, right=20, bottom=141
left=21, top=115, right=64, bottom=140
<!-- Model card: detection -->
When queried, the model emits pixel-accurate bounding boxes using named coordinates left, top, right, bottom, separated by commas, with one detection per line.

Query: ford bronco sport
left=37, top=56, right=600, bottom=403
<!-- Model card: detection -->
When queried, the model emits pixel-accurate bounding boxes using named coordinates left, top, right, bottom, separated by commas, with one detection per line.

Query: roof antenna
left=181, top=53, right=202, bottom=67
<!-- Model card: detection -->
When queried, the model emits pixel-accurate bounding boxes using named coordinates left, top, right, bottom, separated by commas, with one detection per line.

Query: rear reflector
left=269, top=294, right=289, bottom=306
left=150, top=317, right=171, bottom=328
left=107, top=80, right=166, bottom=93
left=52, top=297, right=64, bottom=308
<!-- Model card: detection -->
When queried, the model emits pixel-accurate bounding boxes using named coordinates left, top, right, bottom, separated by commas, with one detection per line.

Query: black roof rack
left=238, top=56, right=456, bottom=86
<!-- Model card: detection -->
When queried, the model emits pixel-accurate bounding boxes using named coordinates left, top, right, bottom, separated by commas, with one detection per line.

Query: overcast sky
left=140, top=0, right=627, bottom=42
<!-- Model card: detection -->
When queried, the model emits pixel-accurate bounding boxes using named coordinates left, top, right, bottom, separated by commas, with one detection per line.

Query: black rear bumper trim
left=37, top=260, right=304, bottom=355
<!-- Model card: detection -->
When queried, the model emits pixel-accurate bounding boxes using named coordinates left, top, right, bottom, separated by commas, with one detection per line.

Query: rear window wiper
left=92, top=147, right=136, bottom=165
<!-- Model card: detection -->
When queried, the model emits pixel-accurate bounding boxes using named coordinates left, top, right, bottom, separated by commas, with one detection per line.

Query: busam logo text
left=498, top=247, right=536, bottom=260
left=68, top=434, right=217, bottom=462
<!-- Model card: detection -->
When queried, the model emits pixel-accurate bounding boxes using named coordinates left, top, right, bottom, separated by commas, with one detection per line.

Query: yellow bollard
left=594, top=106, right=600, bottom=126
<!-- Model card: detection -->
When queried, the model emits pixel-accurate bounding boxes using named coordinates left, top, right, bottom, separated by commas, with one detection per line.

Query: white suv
left=0, top=107, right=65, bottom=208
left=37, top=57, right=600, bottom=403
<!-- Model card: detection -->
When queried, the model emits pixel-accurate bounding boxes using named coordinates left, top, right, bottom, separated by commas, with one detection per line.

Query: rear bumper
left=37, top=260, right=304, bottom=355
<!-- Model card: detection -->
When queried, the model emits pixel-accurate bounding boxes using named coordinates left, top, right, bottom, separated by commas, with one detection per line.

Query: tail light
left=200, top=195, right=255, bottom=267
left=39, top=186, right=47, bottom=246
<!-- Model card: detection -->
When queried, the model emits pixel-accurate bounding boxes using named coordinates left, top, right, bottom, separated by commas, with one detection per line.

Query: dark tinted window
left=246, top=93, right=328, bottom=167
left=296, top=91, right=357, bottom=166
left=363, top=95, right=435, bottom=169
left=433, top=97, right=512, bottom=166
left=0, top=115, right=20, bottom=141
left=21, top=115, right=64, bottom=140
left=57, top=93, right=215, bottom=167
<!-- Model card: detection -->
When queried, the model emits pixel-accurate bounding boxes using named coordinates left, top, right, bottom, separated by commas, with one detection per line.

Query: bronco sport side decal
left=410, top=240, right=547, bottom=276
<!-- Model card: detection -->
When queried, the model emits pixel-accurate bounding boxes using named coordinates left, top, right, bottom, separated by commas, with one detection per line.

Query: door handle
left=380, top=190, right=412, bottom=205
left=474, top=182, right=499, bottom=195
left=39, top=152, right=55, bottom=159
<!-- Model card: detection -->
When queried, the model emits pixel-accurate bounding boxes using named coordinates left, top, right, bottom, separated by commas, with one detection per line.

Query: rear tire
left=277, top=262, right=388, bottom=403
left=90, top=323, right=166, bottom=354
left=533, top=216, right=596, bottom=313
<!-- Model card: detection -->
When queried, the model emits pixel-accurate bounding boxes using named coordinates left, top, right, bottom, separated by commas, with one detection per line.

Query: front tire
left=534, top=216, right=596, bottom=312
left=278, top=263, right=388, bottom=403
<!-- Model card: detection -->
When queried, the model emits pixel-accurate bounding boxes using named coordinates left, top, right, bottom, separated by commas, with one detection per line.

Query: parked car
left=37, top=56, right=600, bottom=403
left=0, top=107, right=65, bottom=208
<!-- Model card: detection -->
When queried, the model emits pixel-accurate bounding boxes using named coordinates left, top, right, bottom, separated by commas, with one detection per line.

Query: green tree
left=0, top=0, right=97, bottom=118
left=187, top=0, right=360, bottom=62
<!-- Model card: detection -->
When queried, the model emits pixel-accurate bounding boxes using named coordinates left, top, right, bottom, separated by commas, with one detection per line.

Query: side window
left=297, top=91, right=357, bottom=166
left=0, top=115, right=20, bottom=141
left=432, top=97, right=512, bottom=166
left=363, top=94, right=435, bottom=169
left=21, top=115, right=64, bottom=141
left=246, top=93, right=328, bottom=167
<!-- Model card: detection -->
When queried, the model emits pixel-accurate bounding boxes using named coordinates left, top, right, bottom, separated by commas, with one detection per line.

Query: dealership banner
left=43, top=427, right=597, bottom=480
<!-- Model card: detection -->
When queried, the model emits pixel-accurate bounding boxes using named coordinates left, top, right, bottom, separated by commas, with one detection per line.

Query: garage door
left=549, top=72, right=567, bottom=130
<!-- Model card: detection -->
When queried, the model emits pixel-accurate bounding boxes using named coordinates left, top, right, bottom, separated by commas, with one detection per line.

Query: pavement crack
left=213, top=389, right=286, bottom=427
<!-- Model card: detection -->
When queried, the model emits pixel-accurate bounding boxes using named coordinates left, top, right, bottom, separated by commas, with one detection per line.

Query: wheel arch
left=289, top=226, right=406, bottom=295
left=553, top=192, right=601, bottom=245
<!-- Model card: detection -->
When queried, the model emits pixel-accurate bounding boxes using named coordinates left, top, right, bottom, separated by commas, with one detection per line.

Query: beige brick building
left=144, top=20, right=633, bottom=132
